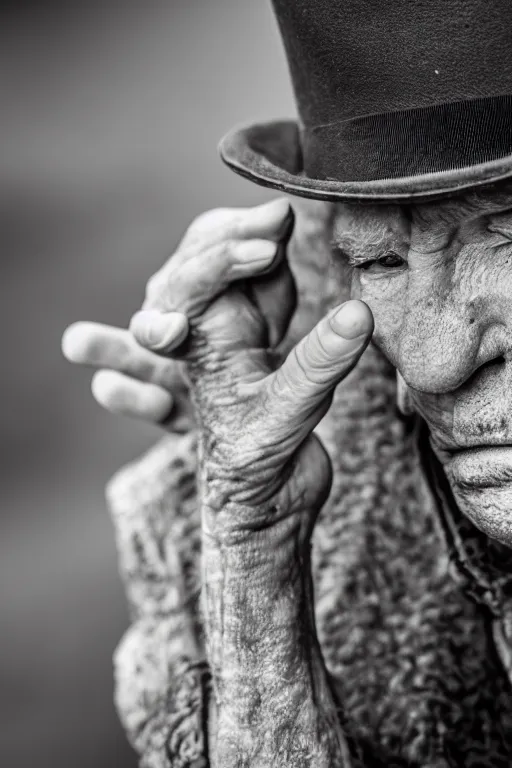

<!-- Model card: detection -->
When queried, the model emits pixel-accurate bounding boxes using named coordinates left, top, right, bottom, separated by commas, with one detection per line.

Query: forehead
left=333, top=182, right=512, bottom=244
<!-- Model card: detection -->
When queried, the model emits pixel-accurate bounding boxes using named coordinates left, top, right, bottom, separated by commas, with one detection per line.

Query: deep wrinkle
left=328, top=183, right=512, bottom=547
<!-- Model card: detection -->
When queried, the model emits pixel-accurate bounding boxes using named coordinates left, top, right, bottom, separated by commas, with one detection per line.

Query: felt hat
left=219, top=0, right=512, bottom=202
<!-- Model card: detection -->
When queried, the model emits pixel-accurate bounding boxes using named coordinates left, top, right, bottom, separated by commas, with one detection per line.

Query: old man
left=63, top=1, right=512, bottom=765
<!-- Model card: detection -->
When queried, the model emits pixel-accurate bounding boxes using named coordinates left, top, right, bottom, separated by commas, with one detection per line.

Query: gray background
left=0, top=3, right=294, bottom=766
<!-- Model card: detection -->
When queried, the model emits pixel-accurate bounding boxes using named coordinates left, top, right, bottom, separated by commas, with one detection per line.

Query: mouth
left=443, top=444, right=512, bottom=490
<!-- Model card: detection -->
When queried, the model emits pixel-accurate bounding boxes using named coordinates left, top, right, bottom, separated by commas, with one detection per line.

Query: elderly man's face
left=332, top=184, right=512, bottom=546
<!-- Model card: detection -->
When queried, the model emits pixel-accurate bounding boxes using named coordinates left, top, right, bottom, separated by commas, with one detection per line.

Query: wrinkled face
left=332, top=183, right=512, bottom=546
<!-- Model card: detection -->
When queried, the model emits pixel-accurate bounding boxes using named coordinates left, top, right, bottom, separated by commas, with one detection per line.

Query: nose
left=396, top=275, right=509, bottom=395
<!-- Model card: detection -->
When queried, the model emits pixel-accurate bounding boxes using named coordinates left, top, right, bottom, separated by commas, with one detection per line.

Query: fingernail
left=130, top=311, right=186, bottom=350
left=330, top=301, right=372, bottom=340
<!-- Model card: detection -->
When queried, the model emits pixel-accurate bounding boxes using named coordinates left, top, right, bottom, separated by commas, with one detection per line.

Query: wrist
left=198, top=434, right=331, bottom=544
left=201, top=496, right=312, bottom=564
left=201, top=519, right=346, bottom=767
left=201, top=499, right=315, bottom=669
left=200, top=494, right=350, bottom=767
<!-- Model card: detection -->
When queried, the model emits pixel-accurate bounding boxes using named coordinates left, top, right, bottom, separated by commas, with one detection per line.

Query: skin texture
left=62, top=184, right=512, bottom=766
left=332, top=182, right=512, bottom=546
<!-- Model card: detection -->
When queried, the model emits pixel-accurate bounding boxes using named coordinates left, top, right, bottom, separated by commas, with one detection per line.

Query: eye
left=487, top=223, right=512, bottom=246
left=377, top=251, right=406, bottom=267
left=358, top=250, right=406, bottom=270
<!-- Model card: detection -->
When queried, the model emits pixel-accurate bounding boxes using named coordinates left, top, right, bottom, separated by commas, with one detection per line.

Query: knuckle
left=295, top=342, right=322, bottom=385
left=219, top=237, right=238, bottom=261
left=274, top=345, right=311, bottom=395
left=296, top=337, right=333, bottom=385
left=187, top=209, right=216, bottom=233
left=144, top=206, right=254, bottom=304
left=200, top=239, right=239, bottom=279
left=307, top=326, right=332, bottom=366
left=226, top=211, right=248, bottom=239
left=187, top=207, right=238, bottom=238
left=197, top=207, right=230, bottom=225
left=145, top=271, right=165, bottom=301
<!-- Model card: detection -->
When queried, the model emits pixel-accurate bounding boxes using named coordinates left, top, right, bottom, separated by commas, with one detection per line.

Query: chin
left=449, top=481, right=512, bottom=547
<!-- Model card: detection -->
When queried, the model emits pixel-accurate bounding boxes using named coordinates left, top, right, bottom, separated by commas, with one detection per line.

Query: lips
left=446, top=445, right=512, bottom=489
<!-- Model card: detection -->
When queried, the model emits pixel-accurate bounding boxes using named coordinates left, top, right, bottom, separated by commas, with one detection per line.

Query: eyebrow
left=331, top=187, right=512, bottom=266
left=330, top=230, right=391, bottom=266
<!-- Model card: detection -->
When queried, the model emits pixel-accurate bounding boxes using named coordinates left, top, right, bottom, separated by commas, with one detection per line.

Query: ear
left=396, top=369, right=415, bottom=416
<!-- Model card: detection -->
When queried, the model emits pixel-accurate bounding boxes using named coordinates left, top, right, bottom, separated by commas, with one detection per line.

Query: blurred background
left=0, top=3, right=294, bottom=766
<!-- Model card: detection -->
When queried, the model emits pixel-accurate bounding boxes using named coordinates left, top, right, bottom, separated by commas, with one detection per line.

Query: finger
left=248, top=211, right=297, bottom=348
left=142, top=200, right=294, bottom=315
left=180, top=197, right=293, bottom=247
left=62, top=321, right=183, bottom=390
left=128, top=312, right=189, bottom=355
left=231, top=198, right=293, bottom=240
left=91, top=370, right=173, bottom=423
left=129, top=309, right=192, bottom=356
left=269, top=299, right=374, bottom=424
left=142, top=238, right=283, bottom=319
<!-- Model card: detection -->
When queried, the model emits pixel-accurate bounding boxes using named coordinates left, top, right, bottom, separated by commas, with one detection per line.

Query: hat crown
left=218, top=1, right=512, bottom=199
left=272, top=0, right=512, bottom=128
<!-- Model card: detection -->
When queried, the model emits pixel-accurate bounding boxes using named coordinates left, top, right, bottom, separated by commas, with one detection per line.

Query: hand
left=60, top=199, right=340, bottom=439
left=128, top=198, right=374, bottom=534
left=63, top=198, right=374, bottom=767
left=128, top=198, right=374, bottom=768
left=61, top=316, right=193, bottom=432
left=60, top=199, right=298, bottom=434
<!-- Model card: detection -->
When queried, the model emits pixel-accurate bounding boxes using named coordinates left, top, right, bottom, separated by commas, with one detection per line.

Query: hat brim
left=219, top=120, right=512, bottom=203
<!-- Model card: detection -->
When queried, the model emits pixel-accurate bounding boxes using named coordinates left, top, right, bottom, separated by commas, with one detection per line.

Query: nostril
left=469, top=317, right=475, bottom=325
left=479, top=354, right=505, bottom=371
left=461, top=354, right=505, bottom=391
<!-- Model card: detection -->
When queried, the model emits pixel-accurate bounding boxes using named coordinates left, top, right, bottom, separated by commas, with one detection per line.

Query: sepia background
left=1, top=3, right=294, bottom=766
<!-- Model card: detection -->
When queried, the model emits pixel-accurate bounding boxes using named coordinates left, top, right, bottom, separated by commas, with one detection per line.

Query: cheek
left=352, top=270, right=406, bottom=364
left=409, top=390, right=456, bottom=446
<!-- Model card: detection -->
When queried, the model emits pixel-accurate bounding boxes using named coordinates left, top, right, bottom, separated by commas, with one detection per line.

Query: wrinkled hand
left=128, top=198, right=373, bottom=537
left=62, top=198, right=375, bottom=767
left=127, top=198, right=374, bottom=768
left=60, top=199, right=299, bottom=432
left=60, top=200, right=340, bottom=445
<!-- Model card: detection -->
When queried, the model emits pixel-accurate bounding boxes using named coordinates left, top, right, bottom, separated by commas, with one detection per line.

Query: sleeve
left=106, top=431, right=211, bottom=768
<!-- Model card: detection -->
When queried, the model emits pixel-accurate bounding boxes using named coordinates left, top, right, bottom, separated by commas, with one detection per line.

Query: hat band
left=303, top=94, right=512, bottom=182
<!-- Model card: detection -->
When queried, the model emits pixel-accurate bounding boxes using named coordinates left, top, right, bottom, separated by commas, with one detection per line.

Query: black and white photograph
left=5, top=2, right=512, bottom=766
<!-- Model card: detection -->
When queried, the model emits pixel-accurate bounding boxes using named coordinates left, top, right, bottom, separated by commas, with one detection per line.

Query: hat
left=219, top=0, right=512, bottom=202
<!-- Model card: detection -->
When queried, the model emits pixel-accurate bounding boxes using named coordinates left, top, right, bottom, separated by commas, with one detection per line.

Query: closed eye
left=487, top=224, right=512, bottom=245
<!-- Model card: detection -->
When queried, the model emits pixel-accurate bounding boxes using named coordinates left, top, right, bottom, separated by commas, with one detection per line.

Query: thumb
left=268, top=299, right=373, bottom=426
